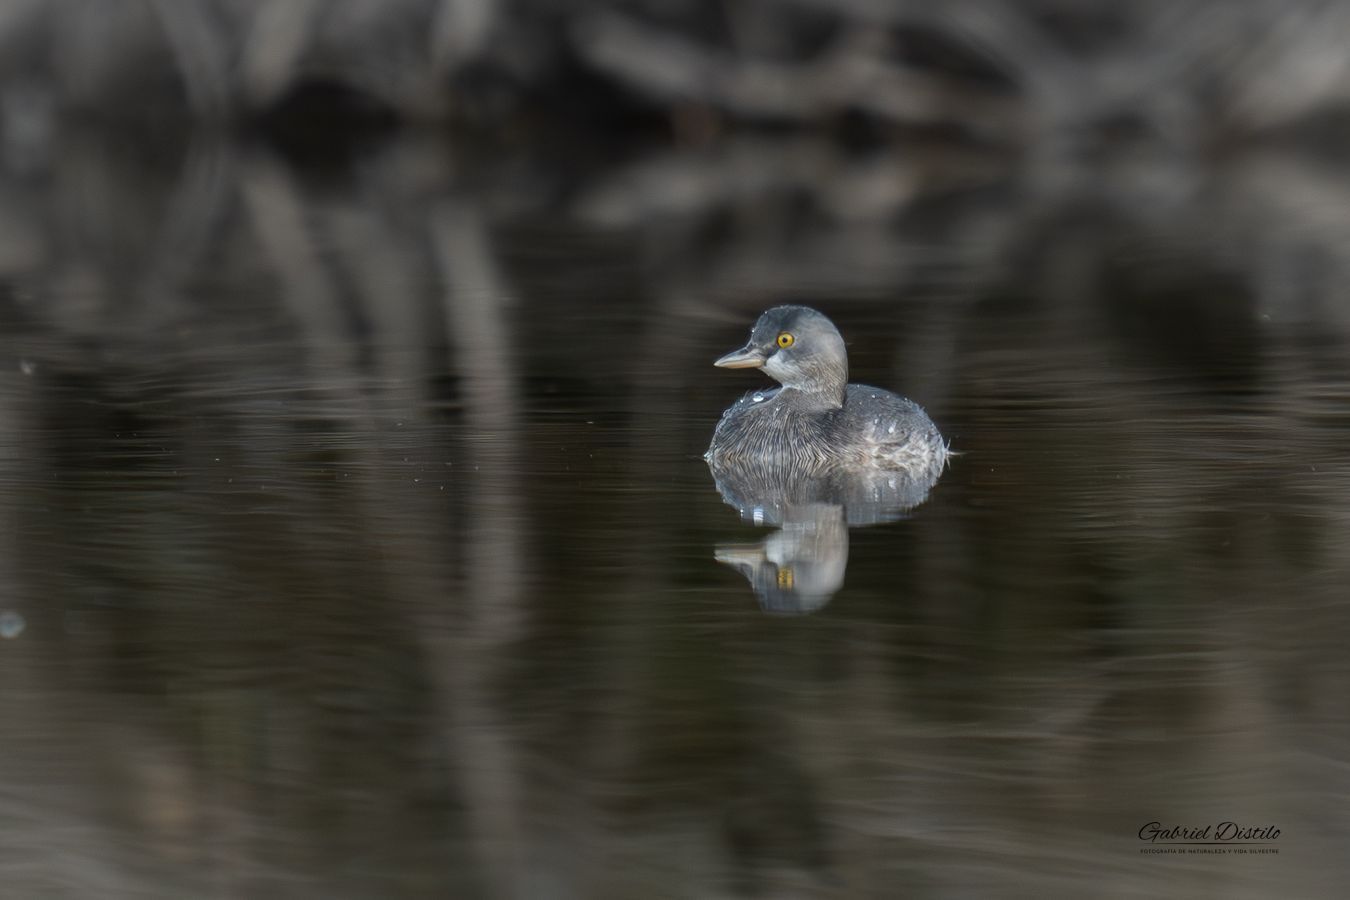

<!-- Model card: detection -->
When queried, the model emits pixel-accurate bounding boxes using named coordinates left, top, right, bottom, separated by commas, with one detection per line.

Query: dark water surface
left=1, top=137, right=1349, bottom=898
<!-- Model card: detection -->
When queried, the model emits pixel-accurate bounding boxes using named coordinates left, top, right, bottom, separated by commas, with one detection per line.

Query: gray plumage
left=705, top=306, right=947, bottom=474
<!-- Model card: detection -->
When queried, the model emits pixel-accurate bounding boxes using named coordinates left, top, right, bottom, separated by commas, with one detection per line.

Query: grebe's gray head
left=713, top=306, right=848, bottom=405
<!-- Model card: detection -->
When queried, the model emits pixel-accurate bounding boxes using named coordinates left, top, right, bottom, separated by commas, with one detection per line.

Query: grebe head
left=714, top=306, right=847, bottom=406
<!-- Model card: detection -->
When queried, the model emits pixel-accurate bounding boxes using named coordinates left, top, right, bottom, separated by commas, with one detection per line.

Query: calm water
left=1, top=137, right=1349, bottom=898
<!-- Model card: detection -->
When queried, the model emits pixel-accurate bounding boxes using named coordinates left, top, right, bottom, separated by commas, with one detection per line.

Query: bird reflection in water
left=708, top=458, right=943, bottom=614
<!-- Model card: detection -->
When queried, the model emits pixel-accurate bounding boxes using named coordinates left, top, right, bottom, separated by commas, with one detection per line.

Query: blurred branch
left=431, top=0, right=497, bottom=74
left=575, top=11, right=1024, bottom=137
left=1221, top=2, right=1350, bottom=130
left=238, top=0, right=321, bottom=108
left=0, top=0, right=1347, bottom=150
left=149, top=0, right=232, bottom=118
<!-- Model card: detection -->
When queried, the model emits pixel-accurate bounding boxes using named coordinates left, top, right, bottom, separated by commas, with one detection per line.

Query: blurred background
left=1, top=1, right=1350, bottom=897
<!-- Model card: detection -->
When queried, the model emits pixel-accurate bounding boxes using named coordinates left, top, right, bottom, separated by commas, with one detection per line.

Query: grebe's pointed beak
left=714, top=345, right=765, bottom=369
left=714, top=542, right=766, bottom=569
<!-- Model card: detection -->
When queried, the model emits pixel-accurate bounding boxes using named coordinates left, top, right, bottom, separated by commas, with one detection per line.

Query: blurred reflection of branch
left=574, top=137, right=1010, bottom=311
left=139, top=137, right=233, bottom=322
left=1219, top=152, right=1350, bottom=333
left=326, top=204, right=431, bottom=415
left=431, top=203, right=528, bottom=897
left=576, top=138, right=983, bottom=226
left=239, top=152, right=366, bottom=395
left=433, top=205, right=524, bottom=641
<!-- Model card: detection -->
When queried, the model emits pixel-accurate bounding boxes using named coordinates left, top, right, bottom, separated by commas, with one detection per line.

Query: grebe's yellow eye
left=776, top=332, right=795, bottom=348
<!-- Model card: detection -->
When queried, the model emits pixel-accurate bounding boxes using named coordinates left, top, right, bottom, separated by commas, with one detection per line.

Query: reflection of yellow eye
left=777, top=332, right=795, bottom=348
left=777, top=568, right=794, bottom=589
